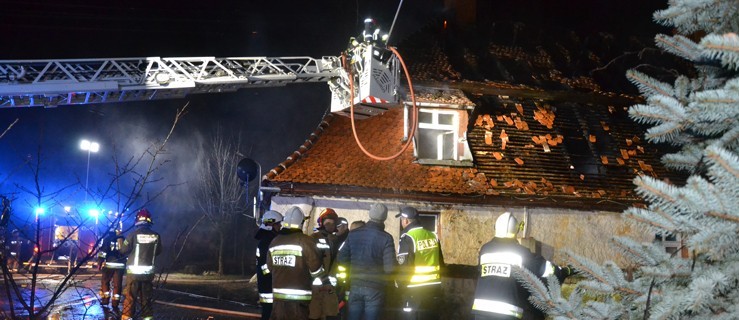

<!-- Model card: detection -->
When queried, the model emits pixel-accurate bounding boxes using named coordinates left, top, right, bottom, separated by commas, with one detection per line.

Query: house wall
left=270, top=195, right=651, bottom=266
left=270, top=195, right=651, bottom=319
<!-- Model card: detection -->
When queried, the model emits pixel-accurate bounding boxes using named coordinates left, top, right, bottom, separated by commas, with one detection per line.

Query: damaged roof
left=265, top=21, right=686, bottom=211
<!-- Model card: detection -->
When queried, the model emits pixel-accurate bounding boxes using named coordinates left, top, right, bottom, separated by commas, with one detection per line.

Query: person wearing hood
left=120, top=208, right=162, bottom=320
left=256, top=210, right=283, bottom=320
left=337, top=203, right=396, bottom=320
left=268, top=206, right=323, bottom=320
left=309, top=208, right=341, bottom=320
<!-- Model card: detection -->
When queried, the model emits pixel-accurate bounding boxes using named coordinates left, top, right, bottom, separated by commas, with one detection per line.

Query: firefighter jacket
left=267, top=229, right=323, bottom=301
left=255, top=227, right=278, bottom=304
left=337, top=221, right=396, bottom=290
left=98, top=233, right=127, bottom=269
left=396, top=221, right=443, bottom=289
left=311, top=228, right=339, bottom=287
left=472, top=237, right=551, bottom=319
left=120, top=224, right=162, bottom=281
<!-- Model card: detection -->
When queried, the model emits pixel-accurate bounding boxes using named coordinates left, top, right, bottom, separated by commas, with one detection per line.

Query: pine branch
left=706, top=211, right=739, bottom=223
left=701, top=33, right=739, bottom=70
left=626, top=70, right=674, bottom=97
left=655, top=34, right=701, bottom=61
left=565, top=254, right=641, bottom=296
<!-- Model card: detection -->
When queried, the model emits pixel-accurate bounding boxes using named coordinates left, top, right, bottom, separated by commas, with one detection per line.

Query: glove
left=319, top=284, right=334, bottom=294
left=97, top=261, right=105, bottom=270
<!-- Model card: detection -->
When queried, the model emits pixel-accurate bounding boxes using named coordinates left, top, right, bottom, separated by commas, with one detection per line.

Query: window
left=655, top=233, right=682, bottom=255
left=401, top=212, right=440, bottom=236
left=413, top=108, right=473, bottom=166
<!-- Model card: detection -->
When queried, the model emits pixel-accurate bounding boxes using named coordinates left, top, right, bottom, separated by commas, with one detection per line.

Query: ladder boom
left=0, top=56, right=342, bottom=107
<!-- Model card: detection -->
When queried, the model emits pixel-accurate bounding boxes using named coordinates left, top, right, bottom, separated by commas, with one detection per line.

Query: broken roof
left=265, top=20, right=686, bottom=211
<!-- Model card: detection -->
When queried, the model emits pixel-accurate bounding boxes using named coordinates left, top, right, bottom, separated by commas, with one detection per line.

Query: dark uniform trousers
left=123, top=276, right=154, bottom=319
left=271, top=300, right=310, bottom=320
left=401, top=285, right=441, bottom=320
left=100, top=267, right=124, bottom=307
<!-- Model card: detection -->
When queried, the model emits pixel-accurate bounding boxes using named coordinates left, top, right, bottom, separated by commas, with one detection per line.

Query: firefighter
left=98, top=230, right=126, bottom=310
left=309, top=208, right=340, bottom=320
left=120, top=208, right=162, bottom=320
left=472, top=212, right=571, bottom=320
left=256, top=210, right=283, bottom=320
left=267, top=206, right=323, bottom=320
left=7, top=229, right=22, bottom=272
left=395, top=207, right=443, bottom=320
left=335, top=218, right=349, bottom=244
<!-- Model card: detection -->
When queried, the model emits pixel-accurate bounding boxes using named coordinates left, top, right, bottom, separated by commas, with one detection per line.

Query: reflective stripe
left=480, top=252, right=523, bottom=267
left=409, top=265, right=440, bottom=285
left=472, top=299, right=523, bottom=318
left=133, top=243, right=140, bottom=267
left=270, top=245, right=303, bottom=256
left=256, top=247, right=260, bottom=258
left=542, top=261, right=554, bottom=277
left=273, top=288, right=312, bottom=301
left=310, top=266, right=325, bottom=277
left=113, top=294, right=121, bottom=299
left=259, top=293, right=274, bottom=303
left=317, top=243, right=331, bottom=249
left=127, top=265, right=153, bottom=274
left=105, top=262, right=125, bottom=269
left=337, top=265, right=347, bottom=281
left=261, top=264, right=270, bottom=275
left=312, top=276, right=338, bottom=286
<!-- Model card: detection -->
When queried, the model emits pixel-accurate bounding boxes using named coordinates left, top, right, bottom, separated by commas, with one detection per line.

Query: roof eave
left=270, top=183, right=641, bottom=212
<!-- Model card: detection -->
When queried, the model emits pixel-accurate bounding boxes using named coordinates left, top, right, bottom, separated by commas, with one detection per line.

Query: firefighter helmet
left=494, top=212, right=518, bottom=238
left=283, top=206, right=306, bottom=230
left=260, top=210, right=283, bottom=231
left=136, top=208, right=153, bottom=225
left=317, top=208, right=339, bottom=228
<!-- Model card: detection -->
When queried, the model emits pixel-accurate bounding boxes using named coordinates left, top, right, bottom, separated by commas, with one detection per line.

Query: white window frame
left=413, top=108, right=472, bottom=166
left=655, top=233, right=682, bottom=255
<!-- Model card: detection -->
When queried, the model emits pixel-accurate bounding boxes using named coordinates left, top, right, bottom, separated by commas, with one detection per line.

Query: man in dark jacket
left=98, top=230, right=126, bottom=309
left=268, top=206, right=323, bottom=320
left=337, top=203, right=396, bottom=320
left=472, top=212, right=571, bottom=320
left=255, top=210, right=283, bottom=320
left=120, top=209, right=162, bottom=320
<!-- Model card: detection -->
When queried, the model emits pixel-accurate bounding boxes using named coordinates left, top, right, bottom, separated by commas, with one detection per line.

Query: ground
left=0, top=271, right=262, bottom=319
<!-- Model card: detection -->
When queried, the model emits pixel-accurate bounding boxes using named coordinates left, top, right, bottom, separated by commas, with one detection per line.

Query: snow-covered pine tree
left=514, top=1, right=739, bottom=319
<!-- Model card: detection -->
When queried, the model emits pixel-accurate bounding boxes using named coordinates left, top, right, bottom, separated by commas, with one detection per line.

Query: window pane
left=417, top=128, right=455, bottom=160
left=438, top=114, right=454, bottom=125
left=418, top=214, right=438, bottom=233
left=419, top=111, right=433, bottom=124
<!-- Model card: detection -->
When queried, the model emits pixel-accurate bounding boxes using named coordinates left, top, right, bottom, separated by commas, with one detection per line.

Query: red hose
left=345, top=46, right=418, bottom=161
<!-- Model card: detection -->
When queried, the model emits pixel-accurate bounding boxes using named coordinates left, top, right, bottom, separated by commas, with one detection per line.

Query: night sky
left=0, top=0, right=667, bottom=265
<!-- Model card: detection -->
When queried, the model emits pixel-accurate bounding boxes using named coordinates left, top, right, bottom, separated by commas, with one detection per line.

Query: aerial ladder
left=0, top=20, right=401, bottom=119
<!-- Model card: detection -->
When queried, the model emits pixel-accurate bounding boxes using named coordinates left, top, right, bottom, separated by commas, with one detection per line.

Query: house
left=262, top=13, right=683, bottom=319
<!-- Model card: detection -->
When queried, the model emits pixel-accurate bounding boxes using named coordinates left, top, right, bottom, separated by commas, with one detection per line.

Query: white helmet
left=260, top=210, right=283, bottom=230
left=283, top=206, right=306, bottom=230
left=495, top=212, right=518, bottom=238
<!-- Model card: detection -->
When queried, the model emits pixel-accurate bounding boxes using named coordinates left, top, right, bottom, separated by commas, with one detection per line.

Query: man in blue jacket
left=337, top=203, right=396, bottom=320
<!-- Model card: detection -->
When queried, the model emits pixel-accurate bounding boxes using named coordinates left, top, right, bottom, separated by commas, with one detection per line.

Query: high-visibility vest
left=404, top=227, right=441, bottom=288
